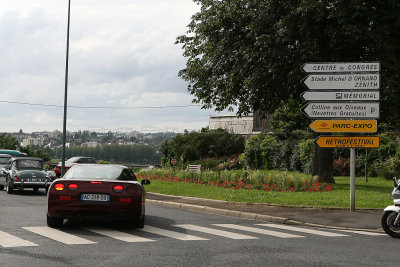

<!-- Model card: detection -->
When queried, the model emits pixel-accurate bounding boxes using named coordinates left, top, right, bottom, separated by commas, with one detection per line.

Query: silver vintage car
left=0, top=157, right=54, bottom=194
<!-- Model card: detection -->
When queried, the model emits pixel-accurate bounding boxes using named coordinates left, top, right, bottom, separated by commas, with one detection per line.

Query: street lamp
left=61, top=0, right=71, bottom=176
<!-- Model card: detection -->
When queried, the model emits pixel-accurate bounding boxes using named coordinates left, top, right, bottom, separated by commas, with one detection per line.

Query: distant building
left=209, top=112, right=270, bottom=135
left=22, top=137, right=44, bottom=147
left=81, top=142, right=98, bottom=148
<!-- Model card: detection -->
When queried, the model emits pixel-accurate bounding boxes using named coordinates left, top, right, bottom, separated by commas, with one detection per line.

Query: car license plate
left=32, top=178, right=37, bottom=182
left=81, top=194, right=110, bottom=202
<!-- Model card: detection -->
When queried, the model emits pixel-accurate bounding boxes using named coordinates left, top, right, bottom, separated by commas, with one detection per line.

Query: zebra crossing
left=0, top=223, right=386, bottom=248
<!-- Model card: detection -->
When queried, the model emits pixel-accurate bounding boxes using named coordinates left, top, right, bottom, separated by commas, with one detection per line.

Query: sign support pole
left=350, top=148, right=356, bottom=211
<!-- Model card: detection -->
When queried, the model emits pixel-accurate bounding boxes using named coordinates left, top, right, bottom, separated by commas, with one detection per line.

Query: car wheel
left=133, top=206, right=145, bottom=228
left=47, top=213, right=63, bottom=228
left=130, top=214, right=145, bottom=229
left=6, top=180, right=13, bottom=194
left=0, top=185, right=4, bottom=190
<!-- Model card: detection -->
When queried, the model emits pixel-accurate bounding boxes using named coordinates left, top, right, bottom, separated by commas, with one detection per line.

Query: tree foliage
left=0, top=133, right=19, bottom=150
left=54, top=144, right=160, bottom=163
left=167, top=128, right=245, bottom=162
left=177, top=0, right=400, bottom=126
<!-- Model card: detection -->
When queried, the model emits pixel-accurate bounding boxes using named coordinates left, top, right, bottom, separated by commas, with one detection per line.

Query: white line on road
left=174, top=224, right=258, bottom=240
left=23, top=227, right=96, bottom=245
left=214, top=224, right=304, bottom=238
left=330, top=229, right=386, bottom=236
left=83, top=227, right=155, bottom=242
left=257, top=224, right=348, bottom=237
left=139, top=225, right=208, bottom=241
left=0, top=230, right=38, bottom=248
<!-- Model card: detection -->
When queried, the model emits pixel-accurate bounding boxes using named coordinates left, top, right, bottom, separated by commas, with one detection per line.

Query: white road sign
left=301, top=102, right=380, bottom=119
left=302, top=62, right=380, bottom=73
left=301, top=91, right=380, bottom=101
left=302, top=73, right=380, bottom=90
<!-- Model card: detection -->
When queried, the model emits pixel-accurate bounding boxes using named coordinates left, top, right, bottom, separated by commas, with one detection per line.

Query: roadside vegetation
left=142, top=126, right=400, bottom=210
left=139, top=169, right=393, bottom=209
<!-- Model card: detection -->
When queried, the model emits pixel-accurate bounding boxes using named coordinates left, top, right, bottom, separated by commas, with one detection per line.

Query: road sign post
left=301, top=102, right=380, bottom=119
left=309, top=120, right=377, bottom=133
left=314, top=136, right=380, bottom=148
left=301, top=61, right=380, bottom=211
left=301, top=91, right=380, bottom=101
left=301, top=62, right=380, bottom=73
left=350, top=148, right=356, bottom=211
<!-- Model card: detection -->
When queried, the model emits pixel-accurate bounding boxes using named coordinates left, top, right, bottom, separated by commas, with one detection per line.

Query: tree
left=176, top=0, right=400, bottom=182
left=168, top=128, right=244, bottom=162
left=0, top=133, right=19, bottom=150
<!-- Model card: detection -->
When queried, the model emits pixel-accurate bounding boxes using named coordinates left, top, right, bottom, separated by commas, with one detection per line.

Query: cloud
left=0, top=0, right=229, bottom=133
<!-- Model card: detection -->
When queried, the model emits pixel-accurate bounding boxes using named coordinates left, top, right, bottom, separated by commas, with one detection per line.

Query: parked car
left=47, top=164, right=150, bottom=228
left=0, top=154, right=12, bottom=190
left=0, top=157, right=55, bottom=194
left=54, top=156, right=97, bottom=177
left=0, top=149, right=27, bottom=157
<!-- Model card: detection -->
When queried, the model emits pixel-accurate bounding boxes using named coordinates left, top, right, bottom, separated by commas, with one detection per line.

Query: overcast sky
left=0, top=0, right=226, bottom=133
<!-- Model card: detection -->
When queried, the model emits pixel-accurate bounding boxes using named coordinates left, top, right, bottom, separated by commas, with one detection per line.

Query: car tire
left=133, top=206, right=145, bottom=228
left=131, top=215, right=145, bottom=229
left=47, top=214, right=63, bottom=228
left=6, top=180, right=13, bottom=194
left=0, top=185, right=4, bottom=190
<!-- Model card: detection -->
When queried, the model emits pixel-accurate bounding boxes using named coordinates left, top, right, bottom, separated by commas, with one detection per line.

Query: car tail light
left=54, top=183, right=65, bottom=191
left=59, top=196, right=71, bottom=200
left=113, top=185, right=124, bottom=193
left=119, top=198, right=131, bottom=203
left=14, top=176, right=18, bottom=181
left=126, top=186, right=138, bottom=194
left=68, top=184, right=79, bottom=191
left=91, top=181, right=102, bottom=184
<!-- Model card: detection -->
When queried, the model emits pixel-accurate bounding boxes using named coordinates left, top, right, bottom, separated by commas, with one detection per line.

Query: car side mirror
left=141, top=179, right=151, bottom=185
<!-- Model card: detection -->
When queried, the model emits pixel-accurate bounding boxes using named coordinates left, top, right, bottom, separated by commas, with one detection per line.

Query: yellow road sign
left=310, top=120, right=377, bottom=133
left=314, top=136, right=380, bottom=148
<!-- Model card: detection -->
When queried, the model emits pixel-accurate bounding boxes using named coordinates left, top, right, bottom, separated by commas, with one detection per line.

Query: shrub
left=290, top=144, right=302, bottom=172
left=244, top=135, right=263, bottom=169
left=378, top=157, right=400, bottom=180
left=333, top=157, right=349, bottom=176
left=299, top=139, right=314, bottom=174
left=260, top=134, right=278, bottom=170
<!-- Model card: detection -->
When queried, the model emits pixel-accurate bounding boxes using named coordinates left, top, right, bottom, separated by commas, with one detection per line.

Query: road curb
left=146, top=199, right=384, bottom=233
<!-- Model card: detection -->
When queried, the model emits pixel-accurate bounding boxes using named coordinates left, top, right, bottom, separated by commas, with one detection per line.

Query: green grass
left=144, top=176, right=394, bottom=209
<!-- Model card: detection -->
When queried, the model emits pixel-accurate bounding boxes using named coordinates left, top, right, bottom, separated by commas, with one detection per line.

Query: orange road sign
left=314, top=136, right=380, bottom=148
left=309, top=120, right=377, bottom=133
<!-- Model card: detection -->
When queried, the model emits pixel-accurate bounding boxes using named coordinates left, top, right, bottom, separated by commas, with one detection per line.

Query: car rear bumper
left=12, top=181, right=50, bottom=189
left=48, top=198, right=143, bottom=221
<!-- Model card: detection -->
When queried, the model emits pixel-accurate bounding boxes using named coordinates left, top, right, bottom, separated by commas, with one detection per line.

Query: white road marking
left=257, top=224, right=348, bottom=237
left=0, top=230, right=38, bottom=248
left=214, top=224, right=304, bottom=238
left=174, top=224, right=258, bottom=240
left=23, top=227, right=96, bottom=245
left=83, top=227, right=155, bottom=242
left=139, top=225, right=208, bottom=241
left=332, top=229, right=386, bottom=236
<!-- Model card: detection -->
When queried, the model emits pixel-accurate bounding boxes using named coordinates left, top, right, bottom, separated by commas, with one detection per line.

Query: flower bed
left=137, top=169, right=334, bottom=192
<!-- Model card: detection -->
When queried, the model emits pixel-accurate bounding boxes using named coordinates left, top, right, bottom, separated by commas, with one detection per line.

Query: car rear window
left=0, top=157, right=10, bottom=164
left=63, top=165, right=136, bottom=181
left=16, top=159, right=42, bottom=169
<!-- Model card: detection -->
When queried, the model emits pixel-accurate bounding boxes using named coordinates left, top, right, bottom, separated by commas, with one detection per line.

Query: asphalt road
left=0, top=188, right=398, bottom=267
